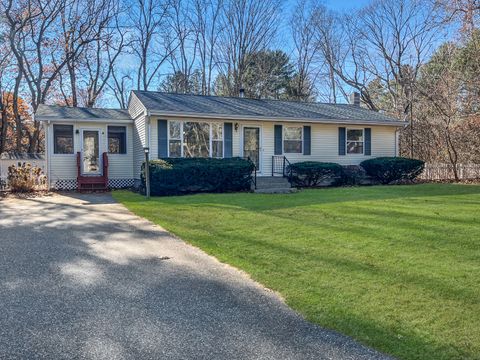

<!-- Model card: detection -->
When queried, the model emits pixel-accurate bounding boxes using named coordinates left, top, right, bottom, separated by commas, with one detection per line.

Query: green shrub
left=142, top=157, right=255, bottom=196
left=288, top=161, right=343, bottom=187
left=340, top=165, right=376, bottom=186
left=7, top=162, right=46, bottom=192
left=360, top=157, right=425, bottom=184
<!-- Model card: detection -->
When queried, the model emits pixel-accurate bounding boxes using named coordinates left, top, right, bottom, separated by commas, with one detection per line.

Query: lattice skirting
left=108, top=178, right=135, bottom=189
left=52, top=178, right=134, bottom=190
left=53, top=179, right=77, bottom=190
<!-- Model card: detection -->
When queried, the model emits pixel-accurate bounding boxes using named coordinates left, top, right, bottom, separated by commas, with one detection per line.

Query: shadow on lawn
left=0, top=193, right=398, bottom=360
left=148, top=184, right=480, bottom=212
left=114, top=184, right=480, bottom=360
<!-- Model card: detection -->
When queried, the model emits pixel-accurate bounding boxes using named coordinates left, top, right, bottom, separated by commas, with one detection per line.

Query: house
left=35, top=91, right=405, bottom=191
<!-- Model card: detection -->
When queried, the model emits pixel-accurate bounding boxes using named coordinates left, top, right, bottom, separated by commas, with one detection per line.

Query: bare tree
left=59, top=0, right=125, bottom=107
left=216, top=0, right=281, bottom=96
left=166, top=0, right=198, bottom=93
left=108, top=67, right=133, bottom=109
left=289, top=0, right=320, bottom=101
left=434, top=0, right=480, bottom=34
left=130, top=0, right=175, bottom=91
left=2, top=0, right=119, bottom=151
left=0, top=38, right=13, bottom=154
left=312, top=7, right=374, bottom=106
left=192, top=0, right=223, bottom=95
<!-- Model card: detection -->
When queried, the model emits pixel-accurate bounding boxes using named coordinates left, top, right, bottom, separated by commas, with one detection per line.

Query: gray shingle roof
left=132, top=91, right=402, bottom=125
left=35, top=105, right=131, bottom=121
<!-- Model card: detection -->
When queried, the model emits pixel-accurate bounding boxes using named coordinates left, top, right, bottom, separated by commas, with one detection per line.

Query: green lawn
left=113, top=184, right=480, bottom=360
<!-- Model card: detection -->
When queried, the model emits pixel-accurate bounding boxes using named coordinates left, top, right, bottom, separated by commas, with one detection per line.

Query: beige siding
left=49, top=121, right=134, bottom=183
left=133, top=116, right=147, bottom=180
left=150, top=118, right=158, bottom=159
left=146, top=117, right=397, bottom=176
left=128, top=92, right=148, bottom=181
left=127, top=92, right=146, bottom=119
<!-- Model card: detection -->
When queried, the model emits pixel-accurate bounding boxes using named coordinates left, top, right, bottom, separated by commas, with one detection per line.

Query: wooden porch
left=76, top=152, right=109, bottom=192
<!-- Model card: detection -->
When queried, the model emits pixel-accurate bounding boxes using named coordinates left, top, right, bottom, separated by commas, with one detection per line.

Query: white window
left=108, top=126, right=127, bottom=154
left=53, top=125, right=74, bottom=154
left=169, top=121, right=182, bottom=157
left=168, top=121, right=223, bottom=158
left=211, top=122, right=223, bottom=158
left=347, top=129, right=364, bottom=154
left=283, top=126, right=302, bottom=153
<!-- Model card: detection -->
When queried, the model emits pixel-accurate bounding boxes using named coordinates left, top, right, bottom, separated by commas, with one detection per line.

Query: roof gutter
left=147, top=110, right=405, bottom=127
left=35, top=116, right=133, bottom=123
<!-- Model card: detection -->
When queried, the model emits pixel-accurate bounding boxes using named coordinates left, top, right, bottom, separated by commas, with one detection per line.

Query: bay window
left=346, top=129, right=364, bottom=154
left=283, top=126, right=302, bottom=153
left=168, top=121, right=223, bottom=158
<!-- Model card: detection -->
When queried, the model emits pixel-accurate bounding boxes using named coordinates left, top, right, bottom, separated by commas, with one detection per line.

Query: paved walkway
left=0, top=193, right=391, bottom=359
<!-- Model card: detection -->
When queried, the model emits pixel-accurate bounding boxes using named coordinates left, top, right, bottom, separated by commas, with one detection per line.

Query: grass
left=113, top=184, right=480, bottom=360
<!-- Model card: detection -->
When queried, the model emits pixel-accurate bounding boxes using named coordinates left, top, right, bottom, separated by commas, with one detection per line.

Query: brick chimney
left=350, top=92, right=360, bottom=106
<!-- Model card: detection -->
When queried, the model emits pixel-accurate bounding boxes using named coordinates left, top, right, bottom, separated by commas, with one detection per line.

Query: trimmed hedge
left=142, top=157, right=255, bottom=196
left=288, top=161, right=343, bottom=187
left=360, top=157, right=425, bottom=184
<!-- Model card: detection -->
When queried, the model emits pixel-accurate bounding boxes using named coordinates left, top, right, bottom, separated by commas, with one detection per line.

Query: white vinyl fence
left=420, top=163, right=480, bottom=181
left=0, top=153, right=47, bottom=190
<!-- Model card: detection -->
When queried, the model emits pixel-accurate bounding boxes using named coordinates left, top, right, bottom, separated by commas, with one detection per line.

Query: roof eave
left=36, top=116, right=133, bottom=123
left=147, top=110, right=405, bottom=126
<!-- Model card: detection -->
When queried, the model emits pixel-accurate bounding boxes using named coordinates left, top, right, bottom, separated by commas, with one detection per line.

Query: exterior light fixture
left=234, top=123, right=239, bottom=131
left=143, top=147, right=150, bottom=198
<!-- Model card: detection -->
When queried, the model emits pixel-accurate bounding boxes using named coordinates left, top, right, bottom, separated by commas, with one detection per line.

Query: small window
left=347, top=129, right=364, bottom=154
left=169, top=121, right=181, bottom=157
left=53, top=124, right=74, bottom=154
left=108, top=126, right=127, bottom=154
left=211, top=123, right=223, bottom=158
left=283, top=126, right=302, bottom=153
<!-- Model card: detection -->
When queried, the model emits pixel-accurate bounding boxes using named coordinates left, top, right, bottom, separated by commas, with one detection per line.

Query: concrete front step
left=254, top=176, right=293, bottom=193
left=256, top=177, right=291, bottom=187
left=254, top=187, right=297, bottom=194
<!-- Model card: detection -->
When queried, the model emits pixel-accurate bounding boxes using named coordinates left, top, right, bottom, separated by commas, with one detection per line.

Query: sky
left=324, top=0, right=371, bottom=11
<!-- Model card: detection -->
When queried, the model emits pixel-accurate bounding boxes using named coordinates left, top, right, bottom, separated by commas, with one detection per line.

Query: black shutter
left=338, top=127, right=346, bottom=155
left=303, top=126, right=311, bottom=155
left=158, top=120, right=168, bottom=158
left=224, top=123, right=233, bottom=158
left=364, top=128, right=371, bottom=156
left=274, top=125, right=283, bottom=155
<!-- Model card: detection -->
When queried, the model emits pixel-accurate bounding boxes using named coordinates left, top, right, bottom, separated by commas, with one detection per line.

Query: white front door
left=81, top=129, right=102, bottom=175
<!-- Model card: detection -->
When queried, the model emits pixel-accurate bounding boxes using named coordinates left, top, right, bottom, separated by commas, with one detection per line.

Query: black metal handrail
left=283, top=156, right=292, bottom=179
left=272, top=155, right=292, bottom=179
left=272, top=155, right=284, bottom=176
left=245, top=156, right=257, bottom=190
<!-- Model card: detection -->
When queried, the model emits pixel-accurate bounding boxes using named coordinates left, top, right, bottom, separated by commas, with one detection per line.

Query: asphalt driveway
left=0, top=192, right=391, bottom=360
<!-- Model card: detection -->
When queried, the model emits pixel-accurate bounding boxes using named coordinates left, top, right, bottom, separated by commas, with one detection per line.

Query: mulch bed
left=0, top=191, right=53, bottom=199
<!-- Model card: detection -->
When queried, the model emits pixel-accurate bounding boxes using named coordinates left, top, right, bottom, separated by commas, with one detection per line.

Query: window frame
left=346, top=128, right=365, bottom=155
left=107, top=125, right=127, bottom=155
left=168, top=120, right=182, bottom=158
left=167, top=120, right=225, bottom=158
left=283, top=125, right=303, bottom=154
left=53, top=124, right=74, bottom=155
